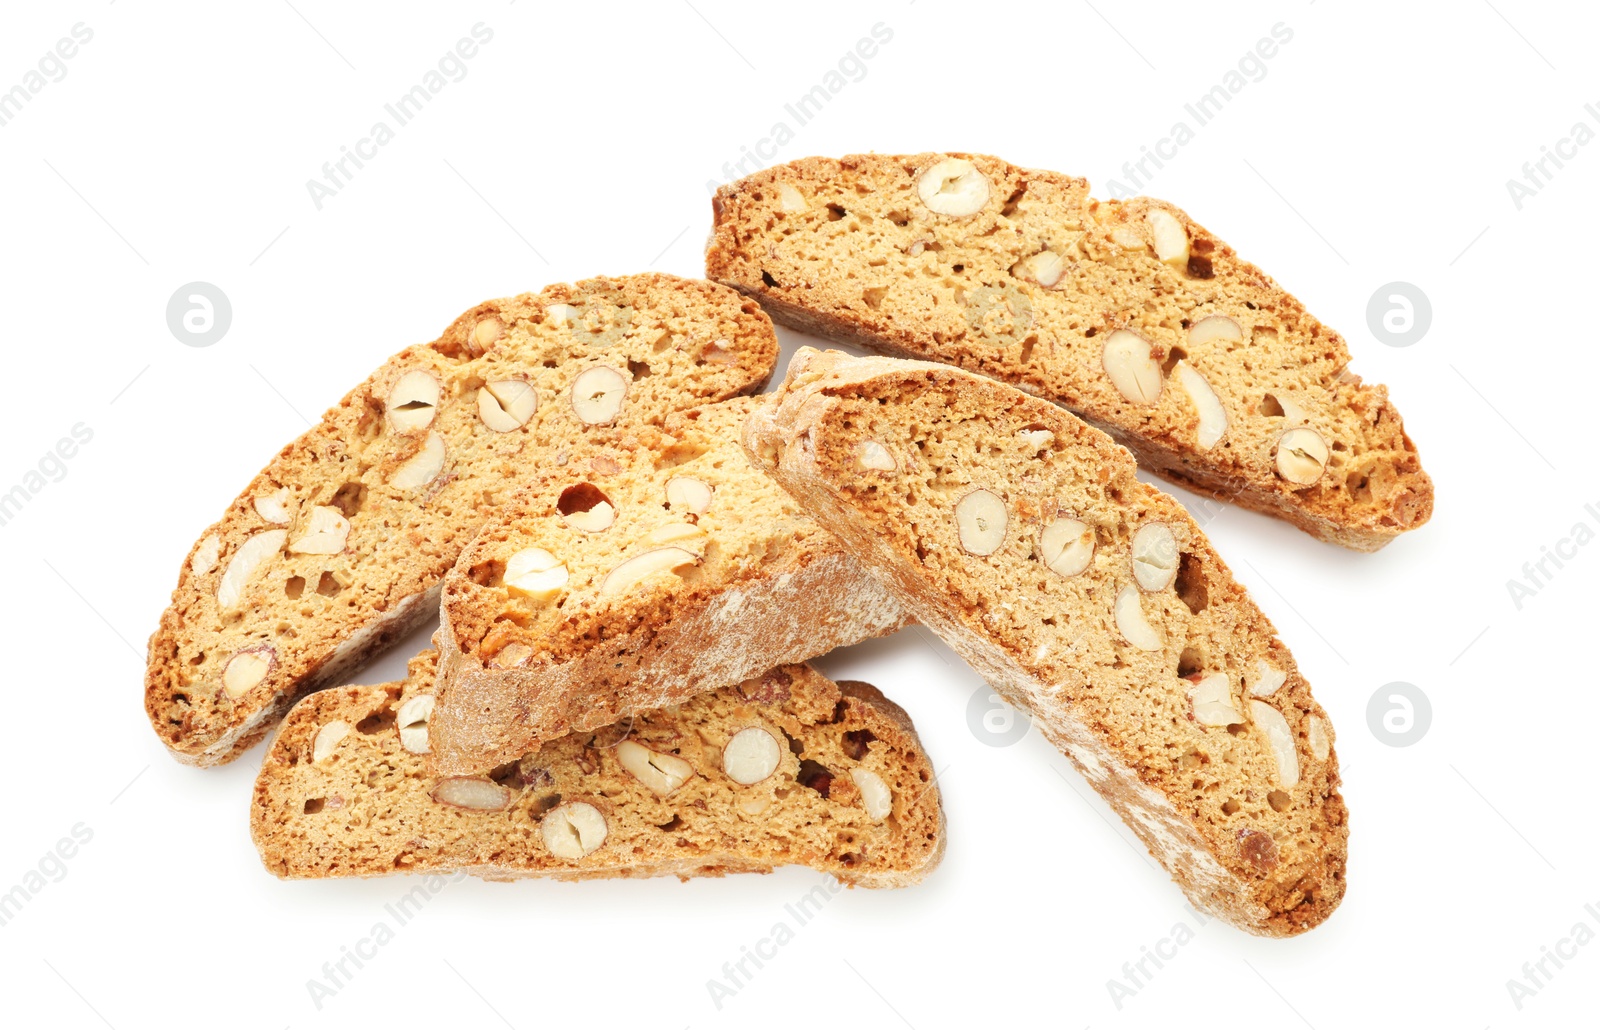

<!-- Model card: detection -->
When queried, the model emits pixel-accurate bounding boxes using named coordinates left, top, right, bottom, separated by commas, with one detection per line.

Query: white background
left=0, top=1, right=1593, bottom=1026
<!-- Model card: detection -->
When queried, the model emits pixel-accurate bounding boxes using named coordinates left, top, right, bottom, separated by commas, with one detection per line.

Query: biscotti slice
left=744, top=349, right=1347, bottom=936
left=430, top=395, right=907, bottom=775
left=252, top=650, right=944, bottom=886
left=147, top=274, right=777, bottom=767
left=707, top=153, right=1432, bottom=551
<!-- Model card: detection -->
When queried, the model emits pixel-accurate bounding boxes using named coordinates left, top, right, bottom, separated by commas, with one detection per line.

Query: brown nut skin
left=1237, top=827, right=1280, bottom=875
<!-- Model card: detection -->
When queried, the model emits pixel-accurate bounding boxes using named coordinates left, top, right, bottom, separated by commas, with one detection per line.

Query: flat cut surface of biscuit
left=708, top=153, right=1432, bottom=551
left=252, top=652, right=945, bottom=888
left=744, top=349, right=1348, bottom=936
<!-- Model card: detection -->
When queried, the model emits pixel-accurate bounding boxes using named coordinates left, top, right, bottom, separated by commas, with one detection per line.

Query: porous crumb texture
left=251, top=652, right=945, bottom=887
left=744, top=350, right=1348, bottom=936
left=431, top=396, right=908, bottom=775
left=146, top=274, right=777, bottom=767
left=708, top=153, right=1432, bottom=551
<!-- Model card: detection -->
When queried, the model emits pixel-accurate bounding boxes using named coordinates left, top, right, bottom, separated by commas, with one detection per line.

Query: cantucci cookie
left=707, top=153, right=1432, bottom=551
left=430, top=396, right=907, bottom=775
left=251, top=651, right=945, bottom=887
left=146, top=274, right=776, bottom=767
left=744, top=349, right=1347, bottom=936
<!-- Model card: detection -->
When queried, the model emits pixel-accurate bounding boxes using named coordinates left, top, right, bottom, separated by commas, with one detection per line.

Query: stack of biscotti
left=429, top=395, right=906, bottom=775
left=707, top=152, right=1433, bottom=551
left=252, top=651, right=944, bottom=886
left=744, top=349, right=1347, bottom=936
left=150, top=273, right=944, bottom=891
left=151, top=156, right=1424, bottom=935
left=146, top=274, right=778, bottom=767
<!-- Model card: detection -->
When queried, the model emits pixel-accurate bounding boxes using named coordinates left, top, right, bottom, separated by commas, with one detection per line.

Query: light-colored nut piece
left=1110, top=226, right=1144, bottom=249
left=1250, top=700, right=1300, bottom=788
left=558, top=483, right=615, bottom=533
left=1189, top=673, right=1243, bottom=727
left=542, top=802, right=608, bottom=859
left=599, top=546, right=698, bottom=597
left=288, top=505, right=351, bottom=555
left=564, top=501, right=615, bottom=533
left=738, top=793, right=772, bottom=816
left=253, top=487, right=290, bottom=524
left=954, top=489, right=1007, bottom=556
left=1146, top=209, right=1189, bottom=267
left=1017, top=428, right=1054, bottom=451
left=1130, top=523, right=1179, bottom=592
left=191, top=534, right=220, bottom=576
left=312, top=720, right=350, bottom=763
left=216, top=530, right=287, bottom=609
left=616, top=740, right=695, bottom=795
left=665, top=476, right=713, bottom=514
left=397, top=694, right=434, bottom=755
left=554, top=483, right=616, bottom=534
left=917, top=157, right=990, bottom=217
left=222, top=647, right=273, bottom=699
left=1275, top=428, right=1330, bottom=486
left=850, top=768, right=892, bottom=822
left=1187, top=314, right=1243, bottom=346
left=646, top=520, right=706, bottom=545
left=431, top=777, right=514, bottom=811
left=1114, top=584, right=1162, bottom=651
left=570, top=366, right=628, bottom=425
left=505, top=547, right=568, bottom=601
left=390, top=432, right=446, bottom=490
left=777, top=183, right=806, bottom=212
left=387, top=370, right=442, bottom=433
left=858, top=440, right=897, bottom=471
left=723, top=727, right=782, bottom=785
left=1012, top=249, right=1064, bottom=288
left=489, top=642, right=534, bottom=669
left=1174, top=362, right=1227, bottom=450
left=477, top=379, right=538, bottom=432
left=1250, top=660, right=1288, bottom=697
left=1101, top=330, right=1163, bottom=405
left=470, top=317, right=503, bottom=354
left=565, top=491, right=619, bottom=531
left=700, top=339, right=737, bottom=364
left=1039, top=518, right=1094, bottom=578
left=545, top=303, right=579, bottom=326
left=1308, top=715, right=1331, bottom=761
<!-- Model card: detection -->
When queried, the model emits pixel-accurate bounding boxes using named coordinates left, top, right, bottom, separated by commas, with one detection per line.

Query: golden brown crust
left=146, top=275, right=777, bottom=767
left=743, top=349, right=1348, bottom=937
left=707, top=153, right=1432, bottom=552
left=429, top=398, right=908, bottom=775
left=251, top=655, right=945, bottom=887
